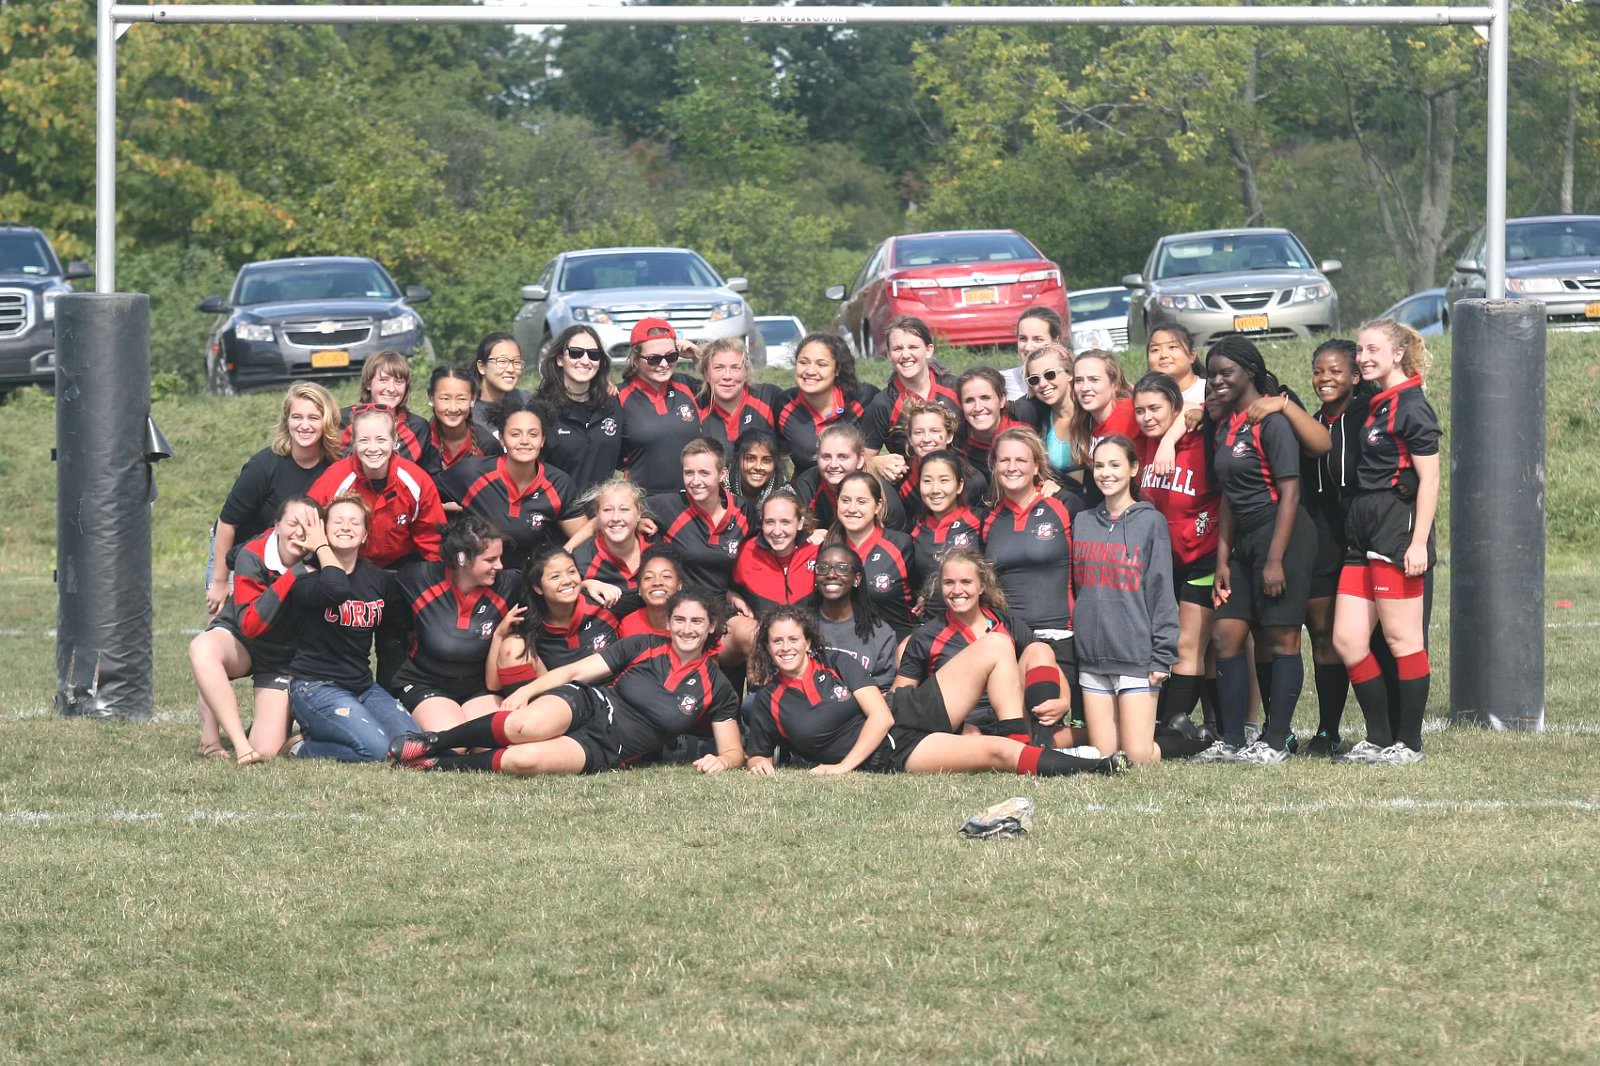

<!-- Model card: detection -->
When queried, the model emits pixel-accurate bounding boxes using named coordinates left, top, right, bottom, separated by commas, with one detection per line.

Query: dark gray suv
left=0, top=224, right=93, bottom=391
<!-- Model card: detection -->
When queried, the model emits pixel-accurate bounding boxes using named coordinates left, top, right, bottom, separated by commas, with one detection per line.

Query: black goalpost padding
left=54, top=293, right=159, bottom=719
left=1448, top=298, right=1545, bottom=732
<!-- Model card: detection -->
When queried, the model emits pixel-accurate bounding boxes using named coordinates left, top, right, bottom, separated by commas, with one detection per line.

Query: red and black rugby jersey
left=898, top=457, right=988, bottom=526
left=897, top=606, right=1034, bottom=683
left=533, top=596, right=621, bottom=669
left=954, top=412, right=1029, bottom=475
left=285, top=557, right=397, bottom=693
left=616, top=376, right=705, bottom=493
left=340, top=405, right=431, bottom=465
left=1355, top=376, right=1439, bottom=495
left=646, top=489, right=755, bottom=588
left=439, top=457, right=577, bottom=571
left=981, top=490, right=1080, bottom=631
left=699, top=382, right=786, bottom=452
left=745, top=649, right=877, bottom=765
left=776, top=386, right=867, bottom=473
left=732, top=537, right=818, bottom=618
left=216, top=530, right=305, bottom=662
left=908, top=504, right=986, bottom=612
left=418, top=419, right=501, bottom=479
left=573, top=533, right=650, bottom=592
left=862, top=372, right=961, bottom=455
left=790, top=467, right=909, bottom=533
left=1211, top=410, right=1301, bottom=530
left=838, top=526, right=921, bottom=638
left=597, top=634, right=739, bottom=758
left=1135, top=429, right=1219, bottom=568
left=393, top=561, right=525, bottom=684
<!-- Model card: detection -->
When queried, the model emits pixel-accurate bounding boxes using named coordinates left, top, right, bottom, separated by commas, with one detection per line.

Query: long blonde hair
left=271, top=381, right=342, bottom=463
left=987, top=426, right=1050, bottom=506
left=1359, top=318, right=1432, bottom=380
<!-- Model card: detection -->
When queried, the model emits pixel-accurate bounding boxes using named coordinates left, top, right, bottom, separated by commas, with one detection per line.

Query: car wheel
left=207, top=356, right=236, bottom=398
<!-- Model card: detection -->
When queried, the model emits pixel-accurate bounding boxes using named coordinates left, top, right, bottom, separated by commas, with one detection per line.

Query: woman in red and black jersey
left=908, top=450, right=986, bottom=614
left=1331, top=320, right=1441, bottom=765
left=390, top=589, right=743, bottom=776
left=616, top=318, right=705, bottom=493
left=419, top=365, right=501, bottom=479
left=645, top=438, right=755, bottom=589
left=339, top=350, right=431, bottom=464
left=790, top=423, right=908, bottom=534
left=954, top=367, right=1031, bottom=476
left=438, top=394, right=585, bottom=572
left=536, top=325, right=624, bottom=497
left=861, top=317, right=960, bottom=469
left=571, top=479, right=650, bottom=607
left=308, top=404, right=444, bottom=567
left=390, top=515, right=525, bottom=733
left=743, top=607, right=1124, bottom=777
left=207, top=381, right=341, bottom=617
left=896, top=400, right=987, bottom=524
left=615, top=545, right=685, bottom=640
left=696, top=337, right=785, bottom=454
left=775, top=333, right=870, bottom=474
left=823, top=472, right=921, bottom=639
left=727, top=490, right=819, bottom=657
left=500, top=548, right=622, bottom=671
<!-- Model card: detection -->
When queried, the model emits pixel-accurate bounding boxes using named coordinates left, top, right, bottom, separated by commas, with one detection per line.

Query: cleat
left=1374, top=742, right=1424, bottom=766
left=1336, top=740, right=1386, bottom=764
left=387, top=732, right=439, bottom=767
left=1303, top=730, right=1337, bottom=756
left=1233, top=740, right=1288, bottom=765
left=1163, top=714, right=1205, bottom=742
left=1190, top=739, right=1239, bottom=763
left=1103, top=751, right=1132, bottom=775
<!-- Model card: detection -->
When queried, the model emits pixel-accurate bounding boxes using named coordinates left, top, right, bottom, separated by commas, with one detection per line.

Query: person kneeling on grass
left=388, top=588, right=744, bottom=775
left=743, top=606, right=1128, bottom=777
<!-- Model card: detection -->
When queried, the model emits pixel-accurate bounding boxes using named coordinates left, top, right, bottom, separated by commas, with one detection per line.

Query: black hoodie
left=1070, top=500, right=1179, bottom=677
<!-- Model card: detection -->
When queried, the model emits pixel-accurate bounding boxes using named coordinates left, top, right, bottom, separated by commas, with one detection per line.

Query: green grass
left=2, top=335, right=1600, bottom=1064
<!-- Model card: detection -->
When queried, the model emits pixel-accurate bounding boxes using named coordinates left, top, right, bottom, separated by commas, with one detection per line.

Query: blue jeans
left=290, top=680, right=417, bottom=762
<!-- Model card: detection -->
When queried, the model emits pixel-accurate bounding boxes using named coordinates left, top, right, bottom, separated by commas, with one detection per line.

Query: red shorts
left=1337, top=560, right=1423, bottom=601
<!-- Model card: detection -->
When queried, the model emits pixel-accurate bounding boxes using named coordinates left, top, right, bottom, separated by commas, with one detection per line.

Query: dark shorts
left=1344, top=490, right=1435, bottom=571
left=890, top=677, right=952, bottom=734
left=1216, top=506, right=1315, bottom=628
left=1309, top=512, right=1346, bottom=599
left=391, top=662, right=492, bottom=713
left=1035, top=634, right=1085, bottom=726
left=203, top=617, right=293, bottom=691
left=860, top=725, right=935, bottom=774
left=550, top=684, right=625, bottom=774
left=1173, top=556, right=1217, bottom=608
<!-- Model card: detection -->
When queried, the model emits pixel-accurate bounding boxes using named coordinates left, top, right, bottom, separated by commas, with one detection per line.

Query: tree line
left=1, top=0, right=1594, bottom=390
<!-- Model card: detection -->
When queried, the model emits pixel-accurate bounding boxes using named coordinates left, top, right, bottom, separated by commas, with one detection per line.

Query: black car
left=0, top=224, right=93, bottom=391
left=199, top=256, right=432, bottom=395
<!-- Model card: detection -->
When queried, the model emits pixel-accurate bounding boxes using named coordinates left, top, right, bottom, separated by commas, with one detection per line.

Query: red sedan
left=825, top=229, right=1071, bottom=357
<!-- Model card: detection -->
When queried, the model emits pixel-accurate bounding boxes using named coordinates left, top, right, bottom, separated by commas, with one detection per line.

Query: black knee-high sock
left=1164, top=673, right=1203, bottom=724
left=1020, top=745, right=1113, bottom=776
left=1155, top=726, right=1211, bottom=760
left=1217, top=654, right=1250, bottom=748
left=1255, top=659, right=1274, bottom=724
left=1372, top=629, right=1403, bottom=739
left=1199, top=676, right=1220, bottom=734
left=1347, top=653, right=1393, bottom=747
left=1263, top=654, right=1304, bottom=750
left=1395, top=651, right=1430, bottom=751
left=428, top=750, right=500, bottom=772
left=1313, top=662, right=1349, bottom=737
left=430, top=710, right=512, bottom=753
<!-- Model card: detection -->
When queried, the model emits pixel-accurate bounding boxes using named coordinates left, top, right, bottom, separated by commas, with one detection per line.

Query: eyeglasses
left=642, top=351, right=682, bottom=368
left=351, top=402, right=392, bottom=415
left=814, top=561, right=858, bottom=576
left=564, top=346, right=603, bottom=363
left=486, top=357, right=524, bottom=370
left=1026, top=369, right=1063, bottom=388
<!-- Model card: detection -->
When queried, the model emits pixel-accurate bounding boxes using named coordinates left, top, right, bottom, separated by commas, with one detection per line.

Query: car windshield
left=560, top=252, right=722, bottom=291
left=757, top=318, right=803, bottom=345
left=892, top=233, right=1041, bottom=268
left=0, top=234, right=58, bottom=276
left=1069, top=289, right=1130, bottom=318
left=236, top=263, right=399, bottom=305
left=1154, top=234, right=1313, bottom=280
left=1507, top=220, right=1600, bottom=261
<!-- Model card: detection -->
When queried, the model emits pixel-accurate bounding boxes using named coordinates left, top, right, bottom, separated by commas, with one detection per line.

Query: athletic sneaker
left=387, top=732, right=439, bottom=767
left=1233, top=740, right=1288, bottom=765
left=1336, top=740, right=1387, bottom=764
left=1302, top=730, right=1344, bottom=757
left=1190, top=740, right=1239, bottom=763
left=1374, top=742, right=1424, bottom=765
left=959, top=796, right=1035, bottom=839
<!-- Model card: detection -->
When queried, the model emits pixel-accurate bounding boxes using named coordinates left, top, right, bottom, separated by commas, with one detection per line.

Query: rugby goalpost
left=55, top=0, right=1544, bottom=732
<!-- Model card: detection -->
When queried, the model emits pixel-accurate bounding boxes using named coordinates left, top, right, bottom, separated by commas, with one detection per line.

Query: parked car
left=1379, top=288, right=1446, bottom=337
left=0, top=223, right=92, bottom=391
left=199, top=256, right=431, bottom=396
left=513, top=247, right=765, bottom=366
left=1444, top=215, right=1600, bottom=331
left=755, top=314, right=806, bottom=368
left=824, top=229, right=1070, bottom=357
left=1067, top=286, right=1131, bottom=352
left=1123, top=227, right=1341, bottom=349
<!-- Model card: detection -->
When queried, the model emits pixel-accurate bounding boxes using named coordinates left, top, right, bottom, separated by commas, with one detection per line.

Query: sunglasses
left=814, top=561, right=858, bottom=576
left=642, top=351, right=682, bottom=368
left=351, top=402, right=392, bottom=415
left=1026, top=369, right=1064, bottom=388
left=564, top=346, right=603, bottom=363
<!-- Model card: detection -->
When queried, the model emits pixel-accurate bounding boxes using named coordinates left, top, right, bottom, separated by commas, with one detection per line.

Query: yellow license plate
left=962, top=286, right=999, bottom=306
left=1586, top=301, right=1600, bottom=319
left=311, top=349, right=350, bottom=368
left=1233, top=314, right=1270, bottom=332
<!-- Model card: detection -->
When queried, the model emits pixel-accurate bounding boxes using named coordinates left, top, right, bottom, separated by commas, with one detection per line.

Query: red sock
left=489, top=711, right=513, bottom=747
left=1015, top=745, right=1044, bottom=776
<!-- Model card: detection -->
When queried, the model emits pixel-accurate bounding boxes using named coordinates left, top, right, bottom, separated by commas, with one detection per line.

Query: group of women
left=192, top=304, right=1440, bottom=777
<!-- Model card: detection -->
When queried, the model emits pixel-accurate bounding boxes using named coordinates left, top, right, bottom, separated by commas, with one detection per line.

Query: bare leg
left=413, top=696, right=469, bottom=733
left=501, top=694, right=577, bottom=744
left=1175, top=602, right=1213, bottom=676
left=460, top=694, right=500, bottom=719
left=247, top=688, right=293, bottom=759
left=1332, top=594, right=1380, bottom=667
left=931, top=632, right=1024, bottom=729
left=1114, top=690, right=1161, bottom=764
left=1080, top=689, right=1118, bottom=755
left=188, top=629, right=254, bottom=759
left=903, top=732, right=1020, bottom=773
left=495, top=736, right=591, bottom=776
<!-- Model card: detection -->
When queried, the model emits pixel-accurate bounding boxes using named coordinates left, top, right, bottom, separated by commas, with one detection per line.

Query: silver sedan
left=1445, top=215, right=1600, bottom=332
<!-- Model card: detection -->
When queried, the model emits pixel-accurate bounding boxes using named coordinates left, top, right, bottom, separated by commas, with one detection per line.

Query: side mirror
left=1319, top=259, right=1343, bottom=274
left=1454, top=257, right=1484, bottom=276
left=1120, top=274, right=1147, bottom=290
left=520, top=284, right=548, bottom=302
left=725, top=277, right=749, bottom=294
left=824, top=284, right=847, bottom=301
left=404, top=284, right=431, bottom=304
left=197, top=294, right=228, bottom=314
left=64, top=260, right=93, bottom=281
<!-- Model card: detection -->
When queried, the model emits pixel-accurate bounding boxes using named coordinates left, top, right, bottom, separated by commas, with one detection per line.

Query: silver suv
left=514, top=247, right=765, bottom=366
left=1123, top=227, right=1341, bottom=349
left=1444, top=215, right=1600, bottom=331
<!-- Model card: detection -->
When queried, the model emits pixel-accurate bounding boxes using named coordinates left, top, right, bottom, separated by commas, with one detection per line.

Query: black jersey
left=544, top=395, right=626, bottom=497
left=839, top=527, right=921, bottom=638
left=897, top=456, right=988, bottom=525
left=533, top=597, right=621, bottom=669
left=394, top=561, right=524, bottom=684
left=898, top=606, right=1034, bottom=682
left=214, top=530, right=306, bottom=664
left=775, top=386, right=867, bottom=473
left=909, top=505, right=986, bottom=612
left=217, top=448, right=331, bottom=561
left=616, top=376, right=705, bottom=492
left=286, top=557, right=397, bottom=693
left=418, top=419, right=502, bottom=479
left=598, top=635, right=739, bottom=757
left=953, top=413, right=1031, bottom=476
left=440, top=457, right=577, bottom=571
left=340, top=405, right=430, bottom=465
left=746, top=650, right=876, bottom=764
left=862, top=374, right=962, bottom=455
left=790, top=468, right=909, bottom=532
left=470, top=388, right=531, bottom=437
left=982, top=490, right=1079, bottom=631
left=699, top=383, right=786, bottom=452
left=1355, top=376, right=1439, bottom=495
left=646, top=489, right=754, bottom=588
left=1212, top=410, right=1301, bottom=531
left=573, top=533, right=649, bottom=591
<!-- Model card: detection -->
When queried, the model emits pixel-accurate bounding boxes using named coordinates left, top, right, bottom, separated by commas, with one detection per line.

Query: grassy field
left=2, top=335, right=1599, bottom=1064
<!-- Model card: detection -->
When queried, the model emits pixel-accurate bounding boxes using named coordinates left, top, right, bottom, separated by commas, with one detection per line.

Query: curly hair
left=748, top=604, right=828, bottom=688
left=271, top=381, right=343, bottom=463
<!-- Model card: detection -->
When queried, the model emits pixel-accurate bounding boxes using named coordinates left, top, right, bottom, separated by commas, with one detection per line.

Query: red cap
left=629, top=317, right=677, bottom=345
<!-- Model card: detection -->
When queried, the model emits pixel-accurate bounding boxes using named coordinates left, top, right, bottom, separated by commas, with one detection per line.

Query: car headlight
left=1505, top=277, right=1562, bottom=295
left=706, top=300, right=744, bottom=323
left=1070, top=327, right=1114, bottom=353
left=1156, top=293, right=1205, bottom=312
left=235, top=322, right=274, bottom=343
left=41, top=284, right=71, bottom=322
left=1288, top=282, right=1332, bottom=304
left=571, top=306, right=614, bottom=325
left=379, top=313, right=418, bottom=337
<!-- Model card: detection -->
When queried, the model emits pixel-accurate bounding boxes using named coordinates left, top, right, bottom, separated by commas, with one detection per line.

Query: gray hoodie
left=1070, top=500, right=1179, bottom=677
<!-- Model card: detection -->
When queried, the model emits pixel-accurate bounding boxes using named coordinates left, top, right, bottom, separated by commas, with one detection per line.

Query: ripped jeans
left=289, top=679, right=417, bottom=762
